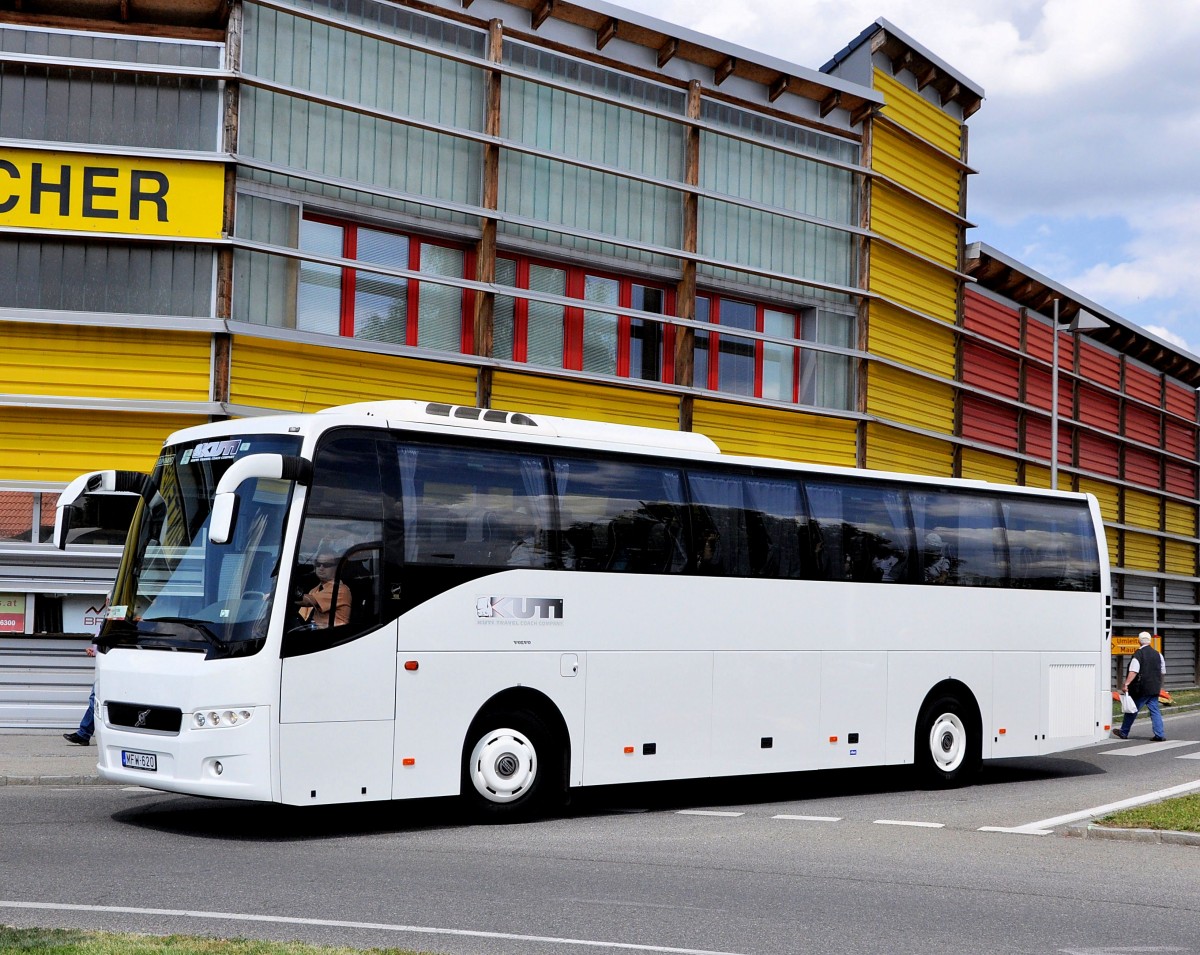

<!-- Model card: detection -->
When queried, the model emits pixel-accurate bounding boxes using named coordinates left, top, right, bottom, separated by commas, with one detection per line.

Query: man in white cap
left=1115, top=631, right=1166, bottom=741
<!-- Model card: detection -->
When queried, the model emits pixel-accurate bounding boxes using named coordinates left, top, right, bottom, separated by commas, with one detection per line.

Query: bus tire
left=915, top=695, right=979, bottom=787
left=462, top=710, right=556, bottom=819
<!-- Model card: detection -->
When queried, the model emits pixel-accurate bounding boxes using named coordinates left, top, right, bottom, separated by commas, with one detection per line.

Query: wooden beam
left=819, top=91, right=841, bottom=118
left=890, top=49, right=912, bottom=76
left=531, top=0, right=553, bottom=30
left=596, top=16, right=618, bottom=50
left=849, top=102, right=874, bottom=126
left=940, top=81, right=962, bottom=107
left=657, top=37, right=678, bottom=69
left=915, top=64, right=937, bottom=91
left=768, top=74, right=788, bottom=102
left=714, top=55, right=735, bottom=86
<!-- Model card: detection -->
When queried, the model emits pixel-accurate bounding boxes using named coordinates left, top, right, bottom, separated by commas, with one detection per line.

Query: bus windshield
left=101, top=434, right=303, bottom=657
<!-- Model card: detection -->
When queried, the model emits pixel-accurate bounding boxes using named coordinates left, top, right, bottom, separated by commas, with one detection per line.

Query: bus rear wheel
left=916, top=695, right=979, bottom=787
left=463, top=711, right=555, bottom=819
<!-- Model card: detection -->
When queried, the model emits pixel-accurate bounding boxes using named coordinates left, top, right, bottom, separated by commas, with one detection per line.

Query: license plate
left=121, top=750, right=157, bottom=772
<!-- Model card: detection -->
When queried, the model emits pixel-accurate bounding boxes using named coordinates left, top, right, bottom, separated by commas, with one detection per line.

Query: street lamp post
left=1049, top=302, right=1108, bottom=490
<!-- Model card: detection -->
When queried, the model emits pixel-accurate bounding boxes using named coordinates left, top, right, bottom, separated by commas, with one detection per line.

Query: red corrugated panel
left=1024, top=319, right=1075, bottom=367
left=964, top=290, right=1020, bottom=348
left=1124, top=446, right=1161, bottom=489
left=1024, top=416, right=1073, bottom=466
left=1125, top=364, right=1161, bottom=405
left=1077, top=384, right=1119, bottom=432
left=1124, top=403, right=1161, bottom=446
left=1024, top=365, right=1072, bottom=414
left=1165, top=419, right=1196, bottom=457
left=1165, top=380, right=1195, bottom=418
left=963, top=341, right=1019, bottom=399
left=1078, top=432, right=1119, bottom=477
left=962, top=395, right=1019, bottom=450
left=1079, top=341, right=1121, bottom=388
left=1165, top=461, right=1197, bottom=497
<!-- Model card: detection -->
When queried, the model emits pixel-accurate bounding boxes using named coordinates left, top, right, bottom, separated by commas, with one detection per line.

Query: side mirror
left=54, top=470, right=154, bottom=550
left=209, top=454, right=312, bottom=545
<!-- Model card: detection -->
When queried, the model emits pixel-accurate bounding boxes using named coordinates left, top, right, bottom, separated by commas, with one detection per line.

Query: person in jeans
left=1115, top=631, right=1166, bottom=741
left=63, top=644, right=96, bottom=746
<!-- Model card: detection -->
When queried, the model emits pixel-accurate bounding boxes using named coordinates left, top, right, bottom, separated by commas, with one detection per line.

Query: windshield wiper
left=138, top=617, right=222, bottom=648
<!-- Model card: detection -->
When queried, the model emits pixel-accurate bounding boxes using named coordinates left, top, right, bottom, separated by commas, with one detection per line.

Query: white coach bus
left=56, top=400, right=1111, bottom=816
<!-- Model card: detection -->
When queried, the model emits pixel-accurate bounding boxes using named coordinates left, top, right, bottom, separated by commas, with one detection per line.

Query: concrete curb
left=0, top=774, right=114, bottom=787
left=1066, top=823, right=1200, bottom=847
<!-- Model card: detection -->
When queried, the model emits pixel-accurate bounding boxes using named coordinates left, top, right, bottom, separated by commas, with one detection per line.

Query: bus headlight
left=193, top=708, right=253, bottom=729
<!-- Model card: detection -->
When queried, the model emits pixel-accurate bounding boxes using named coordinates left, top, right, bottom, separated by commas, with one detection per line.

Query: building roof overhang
left=0, top=0, right=227, bottom=32
left=967, top=242, right=1200, bottom=388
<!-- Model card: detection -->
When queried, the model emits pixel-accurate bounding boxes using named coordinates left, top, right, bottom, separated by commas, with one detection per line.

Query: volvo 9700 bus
left=56, top=400, right=1111, bottom=816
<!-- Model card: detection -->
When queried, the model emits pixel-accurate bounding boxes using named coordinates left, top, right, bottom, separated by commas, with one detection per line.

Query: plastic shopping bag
left=1120, top=692, right=1137, bottom=715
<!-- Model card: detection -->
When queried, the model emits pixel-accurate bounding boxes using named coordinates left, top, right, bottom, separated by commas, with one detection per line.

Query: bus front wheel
left=916, top=695, right=979, bottom=787
left=463, top=711, right=554, bottom=818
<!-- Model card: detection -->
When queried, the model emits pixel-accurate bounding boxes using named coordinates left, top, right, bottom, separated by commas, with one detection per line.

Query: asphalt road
left=3, top=710, right=1200, bottom=955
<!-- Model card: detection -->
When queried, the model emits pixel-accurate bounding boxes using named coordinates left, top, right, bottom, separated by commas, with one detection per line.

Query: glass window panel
left=629, top=285, right=664, bottom=382
left=527, top=263, right=566, bottom=367
left=582, top=274, right=619, bottom=375
left=297, top=219, right=344, bottom=335
left=416, top=244, right=464, bottom=351
left=694, top=295, right=711, bottom=389
left=801, top=310, right=855, bottom=410
left=717, top=298, right=755, bottom=397
left=354, top=228, right=409, bottom=345
left=493, top=257, right=518, bottom=361
left=762, top=308, right=796, bottom=402
left=1004, top=499, right=1101, bottom=592
left=805, top=479, right=912, bottom=583
left=554, top=457, right=686, bottom=573
left=911, top=491, right=1006, bottom=587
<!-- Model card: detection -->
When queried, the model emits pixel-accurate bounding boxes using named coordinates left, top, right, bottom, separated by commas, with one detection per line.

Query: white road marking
left=1100, top=740, right=1196, bottom=757
left=676, top=810, right=744, bottom=817
left=1175, top=751, right=1200, bottom=760
left=0, top=900, right=748, bottom=955
left=980, top=778, right=1200, bottom=835
left=873, top=819, right=944, bottom=828
left=772, top=814, right=841, bottom=822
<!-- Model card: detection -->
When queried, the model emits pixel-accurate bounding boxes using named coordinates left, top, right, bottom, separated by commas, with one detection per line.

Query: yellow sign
left=1112, top=634, right=1162, bottom=655
left=0, top=148, right=224, bottom=239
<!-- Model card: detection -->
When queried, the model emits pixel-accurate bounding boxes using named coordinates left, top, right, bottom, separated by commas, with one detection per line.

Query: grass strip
left=1095, top=792, right=1200, bottom=833
left=0, top=927, right=438, bottom=955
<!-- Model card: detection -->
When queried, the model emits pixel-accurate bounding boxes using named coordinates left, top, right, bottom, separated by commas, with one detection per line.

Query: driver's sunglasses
left=313, top=560, right=338, bottom=569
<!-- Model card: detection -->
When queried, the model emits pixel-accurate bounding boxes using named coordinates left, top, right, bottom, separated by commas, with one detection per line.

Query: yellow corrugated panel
left=692, top=399, right=856, bottom=466
left=229, top=336, right=477, bottom=412
left=872, top=184, right=959, bottom=268
left=873, top=69, right=962, bottom=157
left=1122, top=531, right=1159, bottom=571
left=867, top=364, right=953, bottom=433
left=0, top=407, right=198, bottom=482
left=871, top=123, right=961, bottom=213
left=0, top=322, right=211, bottom=401
left=491, top=373, right=679, bottom=431
left=1165, top=539, right=1196, bottom=576
left=869, top=302, right=955, bottom=377
left=1123, top=489, right=1160, bottom=531
left=1164, top=499, right=1197, bottom=537
left=960, top=448, right=1018, bottom=485
left=870, top=244, right=957, bottom=324
left=865, top=422, right=952, bottom=477
left=1024, top=465, right=1052, bottom=490
left=1107, top=534, right=1119, bottom=569
left=1078, top=477, right=1119, bottom=524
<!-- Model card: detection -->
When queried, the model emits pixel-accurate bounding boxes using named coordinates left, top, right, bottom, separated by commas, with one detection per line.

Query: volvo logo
left=134, top=708, right=151, bottom=728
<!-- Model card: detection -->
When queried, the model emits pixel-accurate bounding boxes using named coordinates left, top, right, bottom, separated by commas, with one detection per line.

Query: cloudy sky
left=616, top=0, right=1200, bottom=359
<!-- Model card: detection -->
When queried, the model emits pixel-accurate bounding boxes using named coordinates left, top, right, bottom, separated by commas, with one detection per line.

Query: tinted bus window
left=910, top=491, right=1007, bottom=587
left=398, top=443, right=556, bottom=568
left=688, top=470, right=803, bottom=577
left=554, top=457, right=686, bottom=573
left=1004, top=498, right=1101, bottom=591
left=805, top=479, right=913, bottom=583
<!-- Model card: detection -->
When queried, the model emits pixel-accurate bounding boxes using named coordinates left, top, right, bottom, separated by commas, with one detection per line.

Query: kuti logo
left=476, top=596, right=564, bottom=623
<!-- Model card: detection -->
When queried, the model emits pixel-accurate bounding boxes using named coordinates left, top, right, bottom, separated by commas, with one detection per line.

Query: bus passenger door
left=278, top=619, right=398, bottom=805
